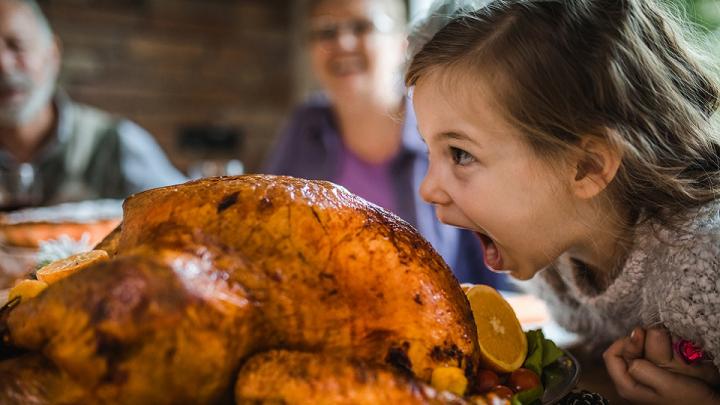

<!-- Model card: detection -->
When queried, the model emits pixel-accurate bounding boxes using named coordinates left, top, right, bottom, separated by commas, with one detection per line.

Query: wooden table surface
left=569, top=347, right=630, bottom=404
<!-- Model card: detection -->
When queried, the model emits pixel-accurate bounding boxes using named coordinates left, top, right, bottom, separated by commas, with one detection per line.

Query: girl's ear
left=571, top=135, right=622, bottom=200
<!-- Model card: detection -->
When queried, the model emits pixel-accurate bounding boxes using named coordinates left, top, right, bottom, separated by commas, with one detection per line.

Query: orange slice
left=465, top=285, right=527, bottom=373
left=460, top=283, right=474, bottom=294
left=8, top=279, right=48, bottom=302
left=36, top=250, right=109, bottom=284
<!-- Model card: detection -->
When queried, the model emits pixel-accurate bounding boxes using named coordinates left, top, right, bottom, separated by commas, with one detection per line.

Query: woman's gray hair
left=407, top=0, right=491, bottom=61
left=307, top=0, right=407, bottom=31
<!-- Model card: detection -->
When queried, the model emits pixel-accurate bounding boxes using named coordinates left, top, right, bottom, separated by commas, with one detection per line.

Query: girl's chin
left=508, top=271, right=534, bottom=281
left=504, top=266, right=542, bottom=281
left=485, top=265, right=531, bottom=281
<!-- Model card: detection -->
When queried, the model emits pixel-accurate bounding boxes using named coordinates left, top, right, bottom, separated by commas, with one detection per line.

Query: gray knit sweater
left=521, top=201, right=720, bottom=369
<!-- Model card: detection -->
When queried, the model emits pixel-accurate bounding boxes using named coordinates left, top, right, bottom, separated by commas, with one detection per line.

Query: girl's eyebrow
left=415, top=127, right=481, bottom=147
left=439, top=131, right=481, bottom=147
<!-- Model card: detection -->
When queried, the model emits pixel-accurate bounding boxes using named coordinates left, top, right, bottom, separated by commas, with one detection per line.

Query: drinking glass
left=0, top=163, right=43, bottom=212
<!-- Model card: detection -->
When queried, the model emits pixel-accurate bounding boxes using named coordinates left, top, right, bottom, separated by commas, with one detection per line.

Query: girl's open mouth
left=475, top=232, right=504, bottom=271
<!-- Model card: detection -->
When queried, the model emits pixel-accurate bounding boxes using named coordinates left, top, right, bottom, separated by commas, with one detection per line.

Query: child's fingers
left=603, top=339, right=659, bottom=403
left=628, top=359, right=719, bottom=403
left=645, top=328, right=720, bottom=386
left=621, top=327, right=645, bottom=362
left=628, top=359, right=676, bottom=393
left=644, top=327, right=673, bottom=365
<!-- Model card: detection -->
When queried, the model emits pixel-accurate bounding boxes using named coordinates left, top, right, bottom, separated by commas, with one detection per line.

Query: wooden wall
left=39, top=0, right=300, bottom=173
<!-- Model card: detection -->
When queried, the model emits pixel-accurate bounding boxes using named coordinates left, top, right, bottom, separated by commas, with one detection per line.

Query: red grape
left=507, top=368, right=541, bottom=392
left=474, top=369, right=500, bottom=393
left=489, top=385, right=514, bottom=399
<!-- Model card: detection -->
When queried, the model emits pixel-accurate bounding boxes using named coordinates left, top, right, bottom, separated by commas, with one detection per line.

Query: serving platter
left=542, top=350, right=581, bottom=404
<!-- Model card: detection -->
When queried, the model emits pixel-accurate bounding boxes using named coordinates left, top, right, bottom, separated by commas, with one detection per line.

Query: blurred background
left=37, top=0, right=719, bottom=175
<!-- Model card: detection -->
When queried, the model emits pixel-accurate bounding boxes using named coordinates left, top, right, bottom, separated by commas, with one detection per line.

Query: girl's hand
left=642, top=327, right=720, bottom=387
left=604, top=327, right=720, bottom=404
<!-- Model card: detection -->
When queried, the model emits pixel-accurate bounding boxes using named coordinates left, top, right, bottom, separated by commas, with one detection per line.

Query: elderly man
left=0, top=0, right=185, bottom=208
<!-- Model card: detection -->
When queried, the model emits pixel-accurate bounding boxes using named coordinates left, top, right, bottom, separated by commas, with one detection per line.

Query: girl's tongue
left=475, top=232, right=504, bottom=271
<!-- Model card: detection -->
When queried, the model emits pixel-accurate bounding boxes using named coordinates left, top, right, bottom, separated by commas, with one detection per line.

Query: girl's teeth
left=486, top=242, right=498, bottom=263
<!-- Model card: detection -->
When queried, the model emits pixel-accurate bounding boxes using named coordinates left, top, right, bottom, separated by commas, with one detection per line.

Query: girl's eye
left=450, top=147, right=475, bottom=166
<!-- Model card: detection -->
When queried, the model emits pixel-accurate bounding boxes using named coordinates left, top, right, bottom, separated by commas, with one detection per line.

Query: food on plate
left=507, top=368, right=541, bottom=393
left=0, top=200, right=122, bottom=289
left=235, top=350, right=465, bottom=404
left=473, top=369, right=500, bottom=393
left=488, top=385, right=514, bottom=400
left=7, top=279, right=48, bottom=302
left=0, top=200, right=122, bottom=248
left=463, top=286, right=567, bottom=405
left=465, top=285, right=528, bottom=373
left=431, top=366, right=469, bottom=396
left=0, top=175, right=478, bottom=404
left=35, top=250, right=109, bottom=284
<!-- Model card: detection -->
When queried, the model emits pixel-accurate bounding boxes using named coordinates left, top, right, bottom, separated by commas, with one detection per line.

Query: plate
left=0, top=199, right=122, bottom=248
left=542, top=350, right=581, bottom=404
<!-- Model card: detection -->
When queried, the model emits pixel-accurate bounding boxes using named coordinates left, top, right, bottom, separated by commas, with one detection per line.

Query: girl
left=406, top=0, right=720, bottom=403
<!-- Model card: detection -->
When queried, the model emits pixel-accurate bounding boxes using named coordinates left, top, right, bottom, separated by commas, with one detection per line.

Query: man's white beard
left=0, top=69, right=57, bottom=127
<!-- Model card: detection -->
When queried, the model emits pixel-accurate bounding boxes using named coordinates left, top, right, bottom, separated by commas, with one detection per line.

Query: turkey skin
left=0, top=175, right=478, bottom=404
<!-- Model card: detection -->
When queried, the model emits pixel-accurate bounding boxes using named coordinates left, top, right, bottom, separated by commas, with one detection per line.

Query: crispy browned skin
left=0, top=354, right=88, bottom=404
left=0, top=175, right=478, bottom=404
left=94, top=224, right=121, bottom=256
left=235, top=350, right=468, bottom=405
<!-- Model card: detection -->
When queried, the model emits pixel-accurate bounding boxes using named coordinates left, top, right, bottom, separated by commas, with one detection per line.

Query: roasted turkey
left=0, top=175, right=478, bottom=404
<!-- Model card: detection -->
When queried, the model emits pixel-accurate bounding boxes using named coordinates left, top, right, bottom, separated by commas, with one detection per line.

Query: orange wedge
left=465, top=285, right=527, bottom=373
left=460, top=283, right=474, bottom=294
left=8, top=279, right=48, bottom=302
left=36, top=250, right=109, bottom=284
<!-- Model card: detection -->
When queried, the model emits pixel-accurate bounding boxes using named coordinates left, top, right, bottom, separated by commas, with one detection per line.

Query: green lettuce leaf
left=523, top=329, right=544, bottom=376
left=541, top=336, right=564, bottom=367
left=511, top=384, right=544, bottom=405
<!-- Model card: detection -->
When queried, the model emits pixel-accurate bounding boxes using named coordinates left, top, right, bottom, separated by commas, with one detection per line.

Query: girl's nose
left=419, top=165, right=452, bottom=206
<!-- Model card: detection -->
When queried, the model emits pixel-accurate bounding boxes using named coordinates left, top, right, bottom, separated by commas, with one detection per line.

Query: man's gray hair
left=7, top=0, right=54, bottom=39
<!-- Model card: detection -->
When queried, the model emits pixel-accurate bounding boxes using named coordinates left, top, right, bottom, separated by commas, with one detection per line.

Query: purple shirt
left=336, top=143, right=398, bottom=214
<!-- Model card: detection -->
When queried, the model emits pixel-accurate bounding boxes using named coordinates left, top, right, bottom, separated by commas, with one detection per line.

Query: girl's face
left=413, top=75, right=580, bottom=280
left=307, top=0, right=404, bottom=101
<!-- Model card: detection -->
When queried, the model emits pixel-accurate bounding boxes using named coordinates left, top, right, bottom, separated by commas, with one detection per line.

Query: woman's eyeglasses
left=308, top=16, right=394, bottom=44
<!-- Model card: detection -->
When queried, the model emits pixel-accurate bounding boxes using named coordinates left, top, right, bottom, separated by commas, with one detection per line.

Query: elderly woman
left=263, top=0, right=508, bottom=287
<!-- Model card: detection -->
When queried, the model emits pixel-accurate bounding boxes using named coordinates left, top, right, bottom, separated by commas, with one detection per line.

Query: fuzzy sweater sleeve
left=519, top=202, right=720, bottom=369
left=651, top=231, right=720, bottom=370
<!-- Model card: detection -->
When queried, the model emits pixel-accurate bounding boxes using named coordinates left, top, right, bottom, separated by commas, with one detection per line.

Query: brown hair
left=407, top=0, right=720, bottom=227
